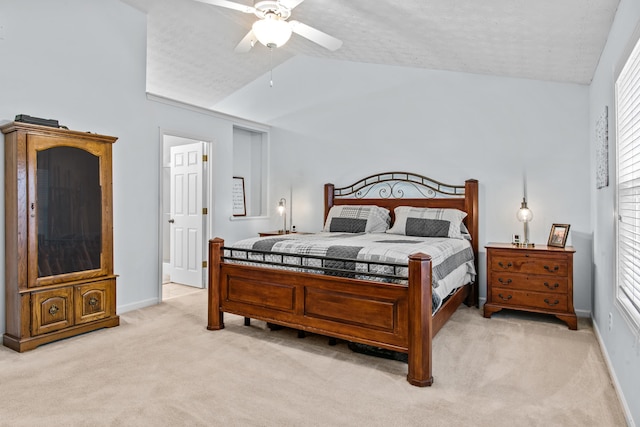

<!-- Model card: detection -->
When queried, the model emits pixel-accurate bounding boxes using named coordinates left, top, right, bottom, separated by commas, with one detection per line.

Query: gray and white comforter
left=225, top=232, right=476, bottom=313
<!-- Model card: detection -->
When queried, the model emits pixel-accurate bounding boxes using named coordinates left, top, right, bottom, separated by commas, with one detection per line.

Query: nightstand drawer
left=490, top=288, right=568, bottom=312
left=489, top=251, right=568, bottom=276
left=488, top=272, right=568, bottom=293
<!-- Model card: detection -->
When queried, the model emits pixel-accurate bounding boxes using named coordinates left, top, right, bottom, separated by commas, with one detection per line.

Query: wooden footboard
left=207, top=172, right=478, bottom=387
left=208, top=238, right=440, bottom=386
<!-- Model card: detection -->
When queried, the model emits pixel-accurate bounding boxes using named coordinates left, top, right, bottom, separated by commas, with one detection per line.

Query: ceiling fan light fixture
left=252, top=14, right=292, bottom=48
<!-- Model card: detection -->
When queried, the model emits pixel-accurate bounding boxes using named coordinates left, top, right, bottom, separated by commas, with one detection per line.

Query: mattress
left=225, top=232, right=476, bottom=313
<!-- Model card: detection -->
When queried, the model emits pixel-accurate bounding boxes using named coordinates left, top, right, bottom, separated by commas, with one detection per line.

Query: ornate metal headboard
left=324, top=171, right=479, bottom=273
left=330, top=172, right=466, bottom=199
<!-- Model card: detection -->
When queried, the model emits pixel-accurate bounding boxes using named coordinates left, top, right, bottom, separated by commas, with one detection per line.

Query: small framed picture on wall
left=547, top=224, right=570, bottom=248
left=232, top=176, right=246, bottom=217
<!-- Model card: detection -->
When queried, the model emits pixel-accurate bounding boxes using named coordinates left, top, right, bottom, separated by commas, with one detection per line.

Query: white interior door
left=169, top=142, right=204, bottom=287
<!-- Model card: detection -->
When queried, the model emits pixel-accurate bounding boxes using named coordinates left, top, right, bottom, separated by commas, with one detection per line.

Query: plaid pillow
left=386, top=207, right=468, bottom=239
left=323, top=205, right=390, bottom=233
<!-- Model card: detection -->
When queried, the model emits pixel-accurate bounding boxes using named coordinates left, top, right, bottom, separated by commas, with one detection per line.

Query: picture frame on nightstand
left=548, top=223, right=570, bottom=248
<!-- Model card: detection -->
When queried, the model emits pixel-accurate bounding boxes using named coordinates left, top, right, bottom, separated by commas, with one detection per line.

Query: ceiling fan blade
left=234, top=29, right=257, bottom=53
left=289, top=20, right=342, bottom=51
left=194, top=0, right=255, bottom=14
left=279, top=0, right=305, bottom=10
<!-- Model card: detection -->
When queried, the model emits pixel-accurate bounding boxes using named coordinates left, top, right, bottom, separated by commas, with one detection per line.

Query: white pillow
left=323, top=205, right=390, bottom=233
left=387, top=207, right=468, bottom=239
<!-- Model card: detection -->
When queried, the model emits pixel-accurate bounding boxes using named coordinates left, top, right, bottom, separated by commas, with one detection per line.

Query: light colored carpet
left=0, top=289, right=627, bottom=426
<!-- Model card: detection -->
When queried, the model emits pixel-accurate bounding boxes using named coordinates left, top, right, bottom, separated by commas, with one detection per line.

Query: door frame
left=157, top=129, right=212, bottom=302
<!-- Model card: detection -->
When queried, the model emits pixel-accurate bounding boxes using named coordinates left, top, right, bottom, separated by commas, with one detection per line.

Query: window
left=615, top=30, right=640, bottom=335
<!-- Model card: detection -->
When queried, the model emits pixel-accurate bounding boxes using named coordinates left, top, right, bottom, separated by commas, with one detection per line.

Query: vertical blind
left=616, top=33, right=640, bottom=333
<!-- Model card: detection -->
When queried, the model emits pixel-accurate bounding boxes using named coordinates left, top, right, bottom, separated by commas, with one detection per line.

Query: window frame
left=614, top=23, right=640, bottom=336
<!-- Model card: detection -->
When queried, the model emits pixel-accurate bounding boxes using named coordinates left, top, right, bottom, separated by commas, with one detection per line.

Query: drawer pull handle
left=498, top=262, right=513, bottom=269
left=498, top=293, right=512, bottom=301
left=544, top=282, right=559, bottom=290
left=544, top=265, right=560, bottom=272
left=498, top=278, right=512, bottom=285
left=544, top=298, right=560, bottom=306
left=89, top=297, right=98, bottom=306
left=49, top=304, right=59, bottom=316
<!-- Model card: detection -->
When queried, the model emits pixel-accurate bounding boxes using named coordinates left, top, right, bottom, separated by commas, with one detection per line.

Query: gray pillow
left=329, top=218, right=367, bottom=233
left=405, top=218, right=450, bottom=237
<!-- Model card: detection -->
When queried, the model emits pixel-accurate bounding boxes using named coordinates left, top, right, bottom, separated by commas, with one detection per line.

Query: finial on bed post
left=207, top=238, right=225, bottom=331
left=407, top=252, right=434, bottom=387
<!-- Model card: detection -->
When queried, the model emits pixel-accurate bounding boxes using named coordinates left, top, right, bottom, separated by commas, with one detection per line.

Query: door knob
left=168, top=219, right=175, bottom=223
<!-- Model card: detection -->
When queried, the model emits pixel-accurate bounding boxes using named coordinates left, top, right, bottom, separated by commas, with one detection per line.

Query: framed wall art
left=596, top=106, right=609, bottom=189
left=232, top=176, right=246, bottom=216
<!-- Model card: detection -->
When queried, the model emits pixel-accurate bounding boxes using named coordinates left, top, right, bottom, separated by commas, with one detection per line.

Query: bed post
left=406, top=252, right=434, bottom=387
left=464, top=179, right=479, bottom=308
left=324, top=183, right=335, bottom=222
left=207, top=238, right=225, bottom=331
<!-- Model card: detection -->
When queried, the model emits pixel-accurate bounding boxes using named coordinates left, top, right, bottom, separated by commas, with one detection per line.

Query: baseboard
left=117, top=297, right=159, bottom=314
left=592, top=317, right=636, bottom=427
left=576, top=308, right=592, bottom=318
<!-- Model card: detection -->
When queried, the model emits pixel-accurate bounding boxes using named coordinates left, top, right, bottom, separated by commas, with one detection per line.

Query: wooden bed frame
left=207, top=172, right=479, bottom=386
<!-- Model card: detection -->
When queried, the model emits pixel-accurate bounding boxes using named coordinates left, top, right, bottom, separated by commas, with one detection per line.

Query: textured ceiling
left=122, top=0, right=620, bottom=110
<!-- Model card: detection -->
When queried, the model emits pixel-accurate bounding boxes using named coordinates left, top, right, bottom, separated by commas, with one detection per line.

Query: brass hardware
left=202, top=208, right=208, bottom=215
left=48, top=304, right=59, bottom=316
left=202, top=154, right=208, bottom=162
left=498, top=293, right=512, bottom=301
left=544, top=265, right=560, bottom=272
left=89, top=297, right=98, bottom=306
left=544, top=282, right=560, bottom=290
left=544, top=298, right=560, bottom=306
left=498, top=278, right=512, bottom=285
left=202, top=261, right=207, bottom=268
left=498, top=262, right=513, bottom=269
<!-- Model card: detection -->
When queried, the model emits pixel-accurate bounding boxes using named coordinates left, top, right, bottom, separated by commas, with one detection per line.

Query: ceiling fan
left=195, top=0, right=343, bottom=52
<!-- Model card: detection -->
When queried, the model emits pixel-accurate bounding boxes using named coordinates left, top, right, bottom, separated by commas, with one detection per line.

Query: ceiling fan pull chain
left=269, top=46, right=274, bottom=87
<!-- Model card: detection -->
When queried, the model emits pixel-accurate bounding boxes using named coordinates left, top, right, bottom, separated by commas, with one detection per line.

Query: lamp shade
left=516, top=198, right=533, bottom=223
left=252, top=15, right=292, bottom=48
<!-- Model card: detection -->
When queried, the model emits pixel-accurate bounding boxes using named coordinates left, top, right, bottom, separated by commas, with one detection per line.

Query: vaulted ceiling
left=122, top=0, right=620, bottom=110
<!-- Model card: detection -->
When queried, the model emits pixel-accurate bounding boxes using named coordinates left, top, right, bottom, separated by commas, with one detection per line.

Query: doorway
left=160, top=133, right=210, bottom=300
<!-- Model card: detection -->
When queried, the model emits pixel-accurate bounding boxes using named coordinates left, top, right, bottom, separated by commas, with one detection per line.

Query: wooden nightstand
left=483, top=243, right=577, bottom=330
left=259, top=230, right=297, bottom=237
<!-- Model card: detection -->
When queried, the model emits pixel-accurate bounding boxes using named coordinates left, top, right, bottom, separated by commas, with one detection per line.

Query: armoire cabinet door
left=26, top=134, right=114, bottom=287
left=31, top=287, right=74, bottom=336
left=74, top=279, right=115, bottom=324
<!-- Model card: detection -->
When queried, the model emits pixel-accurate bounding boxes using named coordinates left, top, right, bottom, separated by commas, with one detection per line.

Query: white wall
left=589, top=0, right=640, bottom=424
left=0, top=0, right=270, bottom=335
left=216, top=56, right=592, bottom=315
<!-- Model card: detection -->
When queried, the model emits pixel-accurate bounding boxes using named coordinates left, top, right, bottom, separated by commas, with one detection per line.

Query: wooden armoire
left=2, top=122, right=119, bottom=352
